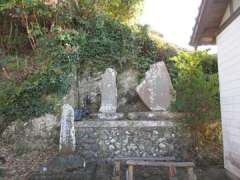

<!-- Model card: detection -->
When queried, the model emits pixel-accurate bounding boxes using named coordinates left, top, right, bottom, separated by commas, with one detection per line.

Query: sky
left=139, top=0, right=216, bottom=52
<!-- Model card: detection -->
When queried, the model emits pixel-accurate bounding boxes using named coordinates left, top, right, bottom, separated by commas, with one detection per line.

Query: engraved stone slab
left=99, top=68, right=117, bottom=113
left=136, top=62, right=174, bottom=111
left=59, top=104, right=76, bottom=153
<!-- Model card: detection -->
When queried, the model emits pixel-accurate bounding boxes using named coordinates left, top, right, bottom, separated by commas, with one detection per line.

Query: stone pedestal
left=127, top=112, right=184, bottom=121
left=88, top=113, right=124, bottom=120
left=75, top=120, right=175, bottom=159
left=97, top=113, right=124, bottom=120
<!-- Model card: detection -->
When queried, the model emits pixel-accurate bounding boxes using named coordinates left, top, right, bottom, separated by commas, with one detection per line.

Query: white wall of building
left=217, top=15, right=240, bottom=178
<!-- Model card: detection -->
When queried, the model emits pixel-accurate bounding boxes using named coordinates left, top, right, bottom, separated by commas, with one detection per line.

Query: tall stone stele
left=98, top=68, right=123, bottom=120
left=99, top=68, right=118, bottom=113
left=136, top=61, right=174, bottom=111
left=59, top=104, right=76, bottom=153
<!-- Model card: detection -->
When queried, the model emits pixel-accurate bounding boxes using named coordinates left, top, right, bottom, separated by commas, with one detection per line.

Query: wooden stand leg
left=169, top=166, right=178, bottom=180
left=187, top=167, right=197, bottom=180
left=128, top=165, right=134, bottom=180
left=113, top=161, right=121, bottom=180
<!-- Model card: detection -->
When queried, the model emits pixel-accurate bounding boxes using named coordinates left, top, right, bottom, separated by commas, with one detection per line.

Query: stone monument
left=98, top=68, right=123, bottom=120
left=59, top=104, right=76, bottom=153
left=136, top=61, right=174, bottom=111
left=99, top=68, right=117, bottom=113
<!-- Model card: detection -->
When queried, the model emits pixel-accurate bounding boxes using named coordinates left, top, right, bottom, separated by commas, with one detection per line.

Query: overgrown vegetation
left=171, top=51, right=220, bottom=122
left=170, top=51, right=222, bottom=165
left=0, top=0, right=176, bottom=132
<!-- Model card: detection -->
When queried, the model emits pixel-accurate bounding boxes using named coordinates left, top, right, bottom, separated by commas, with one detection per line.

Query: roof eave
left=190, top=0, right=228, bottom=47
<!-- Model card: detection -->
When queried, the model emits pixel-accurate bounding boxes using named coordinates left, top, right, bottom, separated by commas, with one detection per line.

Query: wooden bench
left=126, top=160, right=197, bottom=180
left=112, top=157, right=175, bottom=180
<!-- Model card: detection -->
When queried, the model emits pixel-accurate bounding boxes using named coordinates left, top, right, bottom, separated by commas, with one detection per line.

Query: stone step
left=127, top=112, right=184, bottom=121
left=84, top=112, right=184, bottom=121
left=89, top=113, right=124, bottom=120
left=75, top=120, right=175, bottom=128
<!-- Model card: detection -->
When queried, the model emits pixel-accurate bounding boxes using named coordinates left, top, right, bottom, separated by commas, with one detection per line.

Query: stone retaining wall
left=75, top=120, right=177, bottom=160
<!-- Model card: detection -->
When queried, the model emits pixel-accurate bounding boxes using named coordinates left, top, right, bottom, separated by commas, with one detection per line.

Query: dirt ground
left=195, top=167, right=240, bottom=180
left=0, top=143, right=239, bottom=180
left=0, top=141, right=58, bottom=180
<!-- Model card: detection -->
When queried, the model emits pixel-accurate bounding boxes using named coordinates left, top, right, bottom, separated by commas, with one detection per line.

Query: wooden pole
left=128, top=165, right=134, bottom=180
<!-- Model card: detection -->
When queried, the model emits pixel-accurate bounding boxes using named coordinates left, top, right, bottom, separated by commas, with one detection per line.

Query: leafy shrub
left=0, top=0, right=144, bottom=54
left=171, top=51, right=220, bottom=123
left=58, top=0, right=144, bottom=23
left=171, top=52, right=222, bottom=165
left=0, top=0, right=56, bottom=53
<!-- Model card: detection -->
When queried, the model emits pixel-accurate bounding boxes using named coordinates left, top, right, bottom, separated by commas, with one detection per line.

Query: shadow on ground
left=25, top=155, right=238, bottom=180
